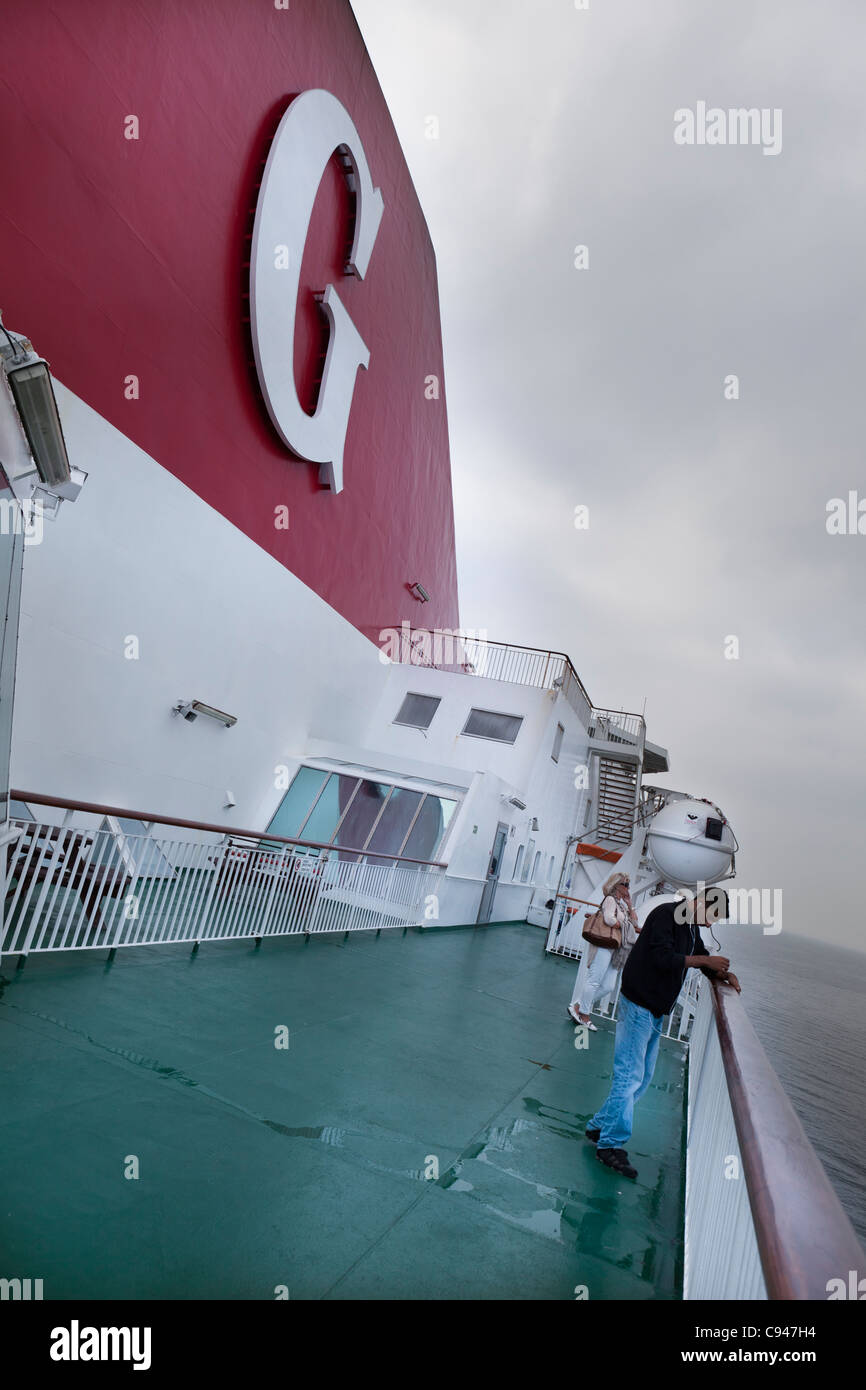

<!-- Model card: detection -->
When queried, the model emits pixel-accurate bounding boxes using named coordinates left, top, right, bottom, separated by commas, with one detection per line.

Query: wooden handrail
left=9, top=790, right=447, bottom=869
left=712, top=980, right=865, bottom=1299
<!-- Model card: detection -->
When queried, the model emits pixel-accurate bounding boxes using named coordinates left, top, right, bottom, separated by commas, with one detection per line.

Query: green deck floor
left=0, top=923, right=686, bottom=1300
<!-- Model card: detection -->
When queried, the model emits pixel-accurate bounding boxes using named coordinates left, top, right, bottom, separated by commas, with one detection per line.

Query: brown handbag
left=581, top=899, right=622, bottom=950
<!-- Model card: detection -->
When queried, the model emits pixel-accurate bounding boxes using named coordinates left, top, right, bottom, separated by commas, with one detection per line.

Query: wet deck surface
left=0, top=923, right=686, bottom=1299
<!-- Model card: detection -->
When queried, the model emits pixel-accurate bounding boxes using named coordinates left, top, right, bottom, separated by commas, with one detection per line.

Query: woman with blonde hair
left=567, top=871, right=639, bottom=1029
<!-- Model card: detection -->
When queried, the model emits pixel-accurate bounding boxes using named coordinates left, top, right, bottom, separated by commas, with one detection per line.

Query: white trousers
left=572, top=946, right=619, bottom=1014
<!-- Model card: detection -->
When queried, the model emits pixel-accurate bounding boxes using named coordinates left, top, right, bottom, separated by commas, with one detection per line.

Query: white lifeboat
left=645, top=797, right=736, bottom=887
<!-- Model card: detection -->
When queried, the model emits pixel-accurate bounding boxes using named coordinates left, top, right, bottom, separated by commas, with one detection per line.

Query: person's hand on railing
left=692, top=954, right=741, bottom=992
left=717, top=971, right=741, bottom=993
left=687, top=953, right=729, bottom=974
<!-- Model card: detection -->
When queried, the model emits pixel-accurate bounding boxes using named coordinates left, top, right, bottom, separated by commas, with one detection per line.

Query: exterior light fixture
left=409, top=581, right=430, bottom=602
left=30, top=486, right=63, bottom=519
left=0, top=316, right=71, bottom=488
left=173, top=700, right=238, bottom=728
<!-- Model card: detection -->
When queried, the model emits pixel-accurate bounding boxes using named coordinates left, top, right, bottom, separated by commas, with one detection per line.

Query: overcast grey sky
left=353, top=0, right=866, bottom=952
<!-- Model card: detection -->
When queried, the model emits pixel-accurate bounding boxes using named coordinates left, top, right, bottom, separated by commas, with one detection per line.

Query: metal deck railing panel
left=2, top=799, right=445, bottom=957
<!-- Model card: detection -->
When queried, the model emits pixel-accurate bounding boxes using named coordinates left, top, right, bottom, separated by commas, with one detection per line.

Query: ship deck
left=0, top=922, right=686, bottom=1300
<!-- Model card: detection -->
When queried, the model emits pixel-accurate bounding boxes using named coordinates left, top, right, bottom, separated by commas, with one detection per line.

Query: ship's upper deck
left=0, top=921, right=685, bottom=1299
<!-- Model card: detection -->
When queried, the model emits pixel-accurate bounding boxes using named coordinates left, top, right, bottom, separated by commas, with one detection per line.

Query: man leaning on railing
left=584, top=887, right=740, bottom=1182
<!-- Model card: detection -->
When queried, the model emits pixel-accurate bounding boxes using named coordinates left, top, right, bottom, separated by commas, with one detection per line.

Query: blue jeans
left=589, top=994, right=664, bottom=1149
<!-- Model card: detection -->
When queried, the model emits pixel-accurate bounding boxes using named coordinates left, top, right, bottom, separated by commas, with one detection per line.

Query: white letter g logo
left=250, top=90, right=384, bottom=493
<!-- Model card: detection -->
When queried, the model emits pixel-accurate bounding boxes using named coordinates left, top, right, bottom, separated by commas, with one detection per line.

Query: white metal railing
left=1, top=817, right=444, bottom=957
left=394, top=632, right=595, bottom=726
left=459, top=639, right=595, bottom=726
left=589, top=707, right=646, bottom=760
left=683, top=983, right=766, bottom=1299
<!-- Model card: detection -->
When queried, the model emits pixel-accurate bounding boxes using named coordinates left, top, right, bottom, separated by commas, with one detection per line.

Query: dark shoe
left=596, top=1147, right=637, bottom=1179
left=584, top=1127, right=600, bottom=1144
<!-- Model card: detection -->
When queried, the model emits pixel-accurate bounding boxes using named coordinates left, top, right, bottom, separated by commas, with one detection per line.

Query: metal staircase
left=596, top=757, right=639, bottom=845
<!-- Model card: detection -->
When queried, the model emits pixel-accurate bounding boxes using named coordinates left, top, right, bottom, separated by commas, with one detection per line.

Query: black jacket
left=621, top=900, right=715, bottom=1018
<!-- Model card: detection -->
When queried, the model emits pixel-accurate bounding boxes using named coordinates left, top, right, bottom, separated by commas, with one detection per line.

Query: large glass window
left=401, top=794, right=457, bottom=862
left=266, top=766, right=328, bottom=840
left=366, top=787, right=424, bottom=858
left=334, top=779, right=391, bottom=853
left=301, top=772, right=363, bottom=846
left=266, top=767, right=458, bottom=864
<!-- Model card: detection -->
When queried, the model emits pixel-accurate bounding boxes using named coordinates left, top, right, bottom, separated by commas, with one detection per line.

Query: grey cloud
left=353, top=0, right=866, bottom=949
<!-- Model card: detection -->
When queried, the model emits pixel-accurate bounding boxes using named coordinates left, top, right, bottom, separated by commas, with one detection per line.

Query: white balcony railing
left=588, top=707, right=646, bottom=760
left=1, top=797, right=445, bottom=959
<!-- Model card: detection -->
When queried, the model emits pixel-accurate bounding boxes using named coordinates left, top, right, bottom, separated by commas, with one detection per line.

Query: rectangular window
left=521, top=839, right=535, bottom=883
left=513, top=845, right=524, bottom=881
left=551, top=722, right=565, bottom=763
left=548, top=855, right=556, bottom=885
left=461, top=708, right=523, bottom=744
left=531, top=850, right=541, bottom=883
left=394, top=692, right=441, bottom=730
